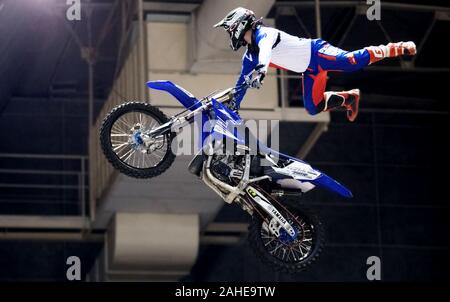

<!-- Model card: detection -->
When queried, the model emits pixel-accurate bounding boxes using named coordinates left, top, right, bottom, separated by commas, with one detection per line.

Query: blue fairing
left=146, top=81, right=201, bottom=110
left=268, top=149, right=353, bottom=198
left=311, top=173, right=353, bottom=198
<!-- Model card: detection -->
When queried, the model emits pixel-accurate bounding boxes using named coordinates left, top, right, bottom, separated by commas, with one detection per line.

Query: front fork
left=245, top=185, right=296, bottom=238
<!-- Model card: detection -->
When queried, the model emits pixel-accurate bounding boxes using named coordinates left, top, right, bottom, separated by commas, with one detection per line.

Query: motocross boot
left=323, top=89, right=360, bottom=122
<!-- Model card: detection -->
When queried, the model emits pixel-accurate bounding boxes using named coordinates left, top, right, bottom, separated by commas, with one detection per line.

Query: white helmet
left=214, top=7, right=257, bottom=51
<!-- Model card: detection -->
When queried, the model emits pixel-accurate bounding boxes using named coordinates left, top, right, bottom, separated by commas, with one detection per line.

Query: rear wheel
left=100, top=102, right=175, bottom=178
left=248, top=199, right=324, bottom=273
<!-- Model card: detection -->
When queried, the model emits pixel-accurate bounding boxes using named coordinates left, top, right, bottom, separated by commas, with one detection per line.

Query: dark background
left=0, top=0, right=449, bottom=281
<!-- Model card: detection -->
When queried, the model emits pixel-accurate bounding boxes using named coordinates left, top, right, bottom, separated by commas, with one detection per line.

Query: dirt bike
left=100, top=80, right=353, bottom=273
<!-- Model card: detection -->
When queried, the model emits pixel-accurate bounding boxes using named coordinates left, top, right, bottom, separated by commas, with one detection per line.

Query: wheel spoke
left=111, top=139, right=127, bottom=144
left=112, top=122, right=128, bottom=134
left=143, top=153, right=150, bottom=167
left=270, top=242, right=283, bottom=255
left=293, top=246, right=305, bottom=257
left=111, top=133, right=131, bottom=137
left=116, top=117, right=133, bottom=130
left=113, top=143, right=129, bottom=152
left=121, top=148, right=135, bottom=163
left=123, top=113, right=135, bottom=127
left=290, top=248, right=297, bottom=261
left=263, top=238, right=276, bottom=247
left=132, top=150, right=138, bottom=168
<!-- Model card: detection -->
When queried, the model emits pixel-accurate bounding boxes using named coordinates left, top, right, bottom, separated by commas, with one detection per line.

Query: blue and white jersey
left=235, top=26, right=312, bottom=106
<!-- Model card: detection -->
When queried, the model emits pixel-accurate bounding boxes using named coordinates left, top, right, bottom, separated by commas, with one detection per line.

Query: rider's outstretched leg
left=315, top=40, right=417, bottom=72
left=302, top=40, right=416, bottom=121
left=365, top=41, right=417, bottom=64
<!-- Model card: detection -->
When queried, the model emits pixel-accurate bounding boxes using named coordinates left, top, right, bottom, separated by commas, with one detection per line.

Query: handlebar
left=147, top=82, right=251, bottom=138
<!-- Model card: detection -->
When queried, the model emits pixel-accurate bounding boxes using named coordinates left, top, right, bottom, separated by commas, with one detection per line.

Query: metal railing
left=0, top=153, right=88, bottom=217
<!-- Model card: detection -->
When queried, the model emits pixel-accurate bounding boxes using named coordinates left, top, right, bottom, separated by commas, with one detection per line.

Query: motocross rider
left=214, top=7, right=417, bottom=122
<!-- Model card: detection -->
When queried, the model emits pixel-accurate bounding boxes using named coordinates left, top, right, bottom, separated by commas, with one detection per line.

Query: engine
left=210, top=155, right=244, bottom=184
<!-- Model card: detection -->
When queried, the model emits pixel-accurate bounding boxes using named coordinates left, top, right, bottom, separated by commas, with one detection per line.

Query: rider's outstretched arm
left=234, top=51, right=258, bottom=108
left=234, top=28, right=278, bottom=107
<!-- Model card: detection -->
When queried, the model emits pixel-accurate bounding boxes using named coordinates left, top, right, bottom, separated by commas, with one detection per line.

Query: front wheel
left=248, top=200, right=324, bottom=273
left=100, top=102, right=176, bottom=178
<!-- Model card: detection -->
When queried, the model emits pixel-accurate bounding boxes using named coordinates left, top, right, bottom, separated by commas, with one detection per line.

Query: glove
left=249, top=71, right=266, bottom=89
left=226, top=99, right=239, bottom=113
